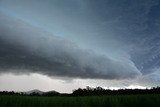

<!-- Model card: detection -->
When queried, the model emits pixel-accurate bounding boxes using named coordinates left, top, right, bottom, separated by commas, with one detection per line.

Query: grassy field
left=0, top=94, right=160, bottom=107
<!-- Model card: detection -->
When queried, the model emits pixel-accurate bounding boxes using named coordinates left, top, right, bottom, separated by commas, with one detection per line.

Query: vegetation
left=0, top=87, right=160, bottom=107
left=72, top=86, right=160, bottom=96
left=1, top=86, right=160, bottom=96
left=0, top=94, right=160, bottom=107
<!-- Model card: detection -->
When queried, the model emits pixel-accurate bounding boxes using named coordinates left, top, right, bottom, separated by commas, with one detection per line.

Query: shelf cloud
left=0, top=13, right=141, bottom=79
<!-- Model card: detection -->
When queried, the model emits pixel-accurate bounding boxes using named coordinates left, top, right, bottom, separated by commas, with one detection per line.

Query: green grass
left=0, top=94, right=160, bottom=107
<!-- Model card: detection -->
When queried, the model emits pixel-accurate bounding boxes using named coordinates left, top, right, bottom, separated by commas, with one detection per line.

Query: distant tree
left=1, top=86, right=160, bottom=96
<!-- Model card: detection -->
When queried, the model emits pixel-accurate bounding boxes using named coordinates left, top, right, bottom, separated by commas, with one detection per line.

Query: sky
left=0, top=0, right=160, bottom=93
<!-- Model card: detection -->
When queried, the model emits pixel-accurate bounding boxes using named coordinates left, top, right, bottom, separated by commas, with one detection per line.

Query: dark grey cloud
left=0, top=13, right=141, bottom=79
left=1, top=0, right=160, bottom=87
left=0, top=0, right=160, bottom=91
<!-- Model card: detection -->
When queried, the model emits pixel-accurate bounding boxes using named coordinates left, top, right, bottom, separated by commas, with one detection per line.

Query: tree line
left=0, top=86, right=160, bottom=96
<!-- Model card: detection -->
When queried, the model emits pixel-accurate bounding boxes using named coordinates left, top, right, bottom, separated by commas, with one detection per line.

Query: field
left=0, top=94, right=160, bottom=107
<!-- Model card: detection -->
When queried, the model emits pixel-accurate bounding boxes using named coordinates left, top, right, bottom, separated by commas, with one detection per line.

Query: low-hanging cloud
left=0, top=13, right=141, bottom=79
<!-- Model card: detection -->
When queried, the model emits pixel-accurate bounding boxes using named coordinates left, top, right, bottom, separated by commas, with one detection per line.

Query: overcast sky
left=0, top=0, right=160, bottom=93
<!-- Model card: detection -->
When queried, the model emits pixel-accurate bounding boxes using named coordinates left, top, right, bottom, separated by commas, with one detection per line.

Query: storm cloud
left=0, top=13, right=141, bottom=79
left=1, top=0, right=160, bottom=90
